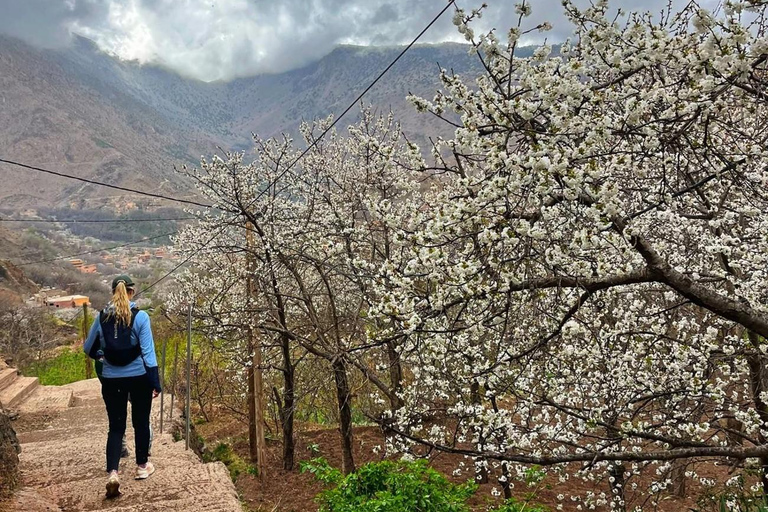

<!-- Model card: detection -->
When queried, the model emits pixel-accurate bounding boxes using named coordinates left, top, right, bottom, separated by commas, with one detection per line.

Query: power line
left=15, top=231, right=175, bottom=267
left=0, top=158, right=213, bottom=209
left=243, top=0, right=457, bottom=211
left=12, top=1, right=458, bottom=293
left=137, top=0, right=458, bottom=298
left=135, top=242, right=199, bottom=297
left=0, top=217, right=195, bottom=223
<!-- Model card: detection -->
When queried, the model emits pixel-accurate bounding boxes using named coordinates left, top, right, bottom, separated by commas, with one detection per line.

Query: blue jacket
left=84, top=302, right=161, bottom=391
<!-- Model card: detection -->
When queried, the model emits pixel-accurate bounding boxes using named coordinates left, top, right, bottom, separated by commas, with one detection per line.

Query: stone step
left=33, top=462, right=239, bottom=511
left=9, top=378, right=241, bottom=512
left=0, top=367, right=18, bottom=392
left=0, top=376, right=39, bottom=410
left=17, top=386, right=75, bottom=415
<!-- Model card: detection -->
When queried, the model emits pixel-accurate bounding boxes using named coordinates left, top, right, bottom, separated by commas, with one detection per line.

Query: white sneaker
left=135, top=462, right=155, bottom=480
left=106, top=472, right=120, bottom=498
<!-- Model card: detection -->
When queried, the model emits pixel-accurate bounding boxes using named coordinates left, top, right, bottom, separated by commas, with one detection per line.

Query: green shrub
left=204, top=442, right=250, bottom=480
left=490, top=498, right=549, bottom=512
left=23, top=348, right=88, bottom=385
left=301, top=458, right=478, bottom=512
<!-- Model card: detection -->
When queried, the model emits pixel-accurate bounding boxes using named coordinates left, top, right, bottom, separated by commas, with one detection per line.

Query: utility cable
left=135, top=1, right=458, bottom=298
left=242, top=0, right=457, bottom=210
left=0, top=158, right=213, bottom=209
left=11, top=1, right=457, bottom=292
left=135, top=227, right=223, bottom=297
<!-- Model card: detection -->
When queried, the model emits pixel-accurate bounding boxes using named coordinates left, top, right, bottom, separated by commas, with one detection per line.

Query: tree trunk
left=670, top=461, right=687, bottom=498
left=385, top=339, right=403, bottom=411
left=269, top=260, right=296, bottom=472
left=280, top=331, right=296, bottom=470
left=470, top=381, right=488, bottom=484
left=609, top=463, right=626, bottom=512
left=246, top=360, right=259, bottom=463
left=500, top=462, right=512, bottom=500
left=333, top=357, right=355, bottom=474
left=747, top=331, right=768, bottom=497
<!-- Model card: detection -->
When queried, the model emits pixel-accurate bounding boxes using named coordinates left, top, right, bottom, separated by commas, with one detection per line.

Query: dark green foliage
left=301, top=458, right=478, bottom=512
left=491, top=498, right=549, bottom=512
left=203, top=442, right=251, bottom=480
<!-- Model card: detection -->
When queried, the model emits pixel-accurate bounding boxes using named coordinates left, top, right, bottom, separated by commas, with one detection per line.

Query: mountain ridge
left=0, top=35, right=532, bottom=209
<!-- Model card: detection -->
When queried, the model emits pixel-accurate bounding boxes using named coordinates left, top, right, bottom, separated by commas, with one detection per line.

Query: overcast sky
left=0, top=0, right=714, bottom=82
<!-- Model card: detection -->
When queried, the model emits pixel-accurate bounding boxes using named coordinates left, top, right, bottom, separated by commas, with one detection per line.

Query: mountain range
left=0, top=35, right=524, bottom=210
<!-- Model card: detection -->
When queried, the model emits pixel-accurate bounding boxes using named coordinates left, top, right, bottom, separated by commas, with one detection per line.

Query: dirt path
left=3, top=378, right=241, bottom=512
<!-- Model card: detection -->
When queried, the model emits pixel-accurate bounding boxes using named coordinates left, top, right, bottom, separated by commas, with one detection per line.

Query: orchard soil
left=195, top=411, right=743, bottom=512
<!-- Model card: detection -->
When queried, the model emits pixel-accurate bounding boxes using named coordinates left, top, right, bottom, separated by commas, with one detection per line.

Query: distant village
left=66, top=246, right=175, bottom=274
left=24, top=245, right=177, bottom=316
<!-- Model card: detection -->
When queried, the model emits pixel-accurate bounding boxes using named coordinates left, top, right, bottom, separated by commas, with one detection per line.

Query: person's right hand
left=152, top=389, right=160, bottom=399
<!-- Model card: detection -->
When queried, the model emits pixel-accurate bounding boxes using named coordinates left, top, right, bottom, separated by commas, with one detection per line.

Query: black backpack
left=98, top=307, right=141, bottom=366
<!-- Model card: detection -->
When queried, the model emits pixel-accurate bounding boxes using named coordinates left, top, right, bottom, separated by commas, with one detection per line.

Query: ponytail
left=110, top=281, right=133, bottom=326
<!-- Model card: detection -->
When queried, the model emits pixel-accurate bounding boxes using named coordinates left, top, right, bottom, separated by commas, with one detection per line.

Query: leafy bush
left=301, top=458, right=477, bottom=512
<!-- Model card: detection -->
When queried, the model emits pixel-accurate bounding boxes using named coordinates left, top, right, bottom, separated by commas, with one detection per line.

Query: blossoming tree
left=172, top=110, right=426, bottom=474
left=370, top=0, right=768, bottom=509
left=171, top=0, right=768, bottom=507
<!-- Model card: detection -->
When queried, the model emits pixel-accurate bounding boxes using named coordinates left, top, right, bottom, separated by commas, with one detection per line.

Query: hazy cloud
left=0, top=0, right=716, bottom=81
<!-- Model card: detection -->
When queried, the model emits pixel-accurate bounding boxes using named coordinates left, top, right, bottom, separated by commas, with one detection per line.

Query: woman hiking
left=84, top=275, right=162, bottom=499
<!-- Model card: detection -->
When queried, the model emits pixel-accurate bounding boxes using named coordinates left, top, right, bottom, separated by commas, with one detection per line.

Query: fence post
left=83, top=303, right=92, bottom=379
left=245, top=221, right=267, bottom=479
left=170, top=332, right=180, bottom=426
left=185, top=302, right=192, bottom=450
left=159, top=336, right=168, bottom=433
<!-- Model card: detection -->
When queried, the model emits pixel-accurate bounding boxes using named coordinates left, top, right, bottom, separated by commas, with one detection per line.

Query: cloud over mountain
left=0, top=0, right=712, bottom=81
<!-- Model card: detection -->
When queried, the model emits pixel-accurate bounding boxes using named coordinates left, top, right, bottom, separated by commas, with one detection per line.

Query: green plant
left=693, top=493, right=768, bottom=512
left=307, top=442, right=321, bottom=455
left=490, top=497, right=550, bottom=512
left=301, top=458, right=477, bottom=512
left=205, top=442, right=249, bottom=481
left=523, top=466, right=546, bottom=487
left=23, top=348, right=88, bottom=385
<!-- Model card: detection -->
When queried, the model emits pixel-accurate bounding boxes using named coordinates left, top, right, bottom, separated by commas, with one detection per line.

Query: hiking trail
left=0, top=368, right=241, bottom=512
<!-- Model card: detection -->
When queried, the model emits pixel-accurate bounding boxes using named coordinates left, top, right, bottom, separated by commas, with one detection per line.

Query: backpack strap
left=129, top=307, right=140, bottom=332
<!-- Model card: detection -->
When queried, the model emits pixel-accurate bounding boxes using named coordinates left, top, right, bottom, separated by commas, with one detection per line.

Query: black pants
left=100, top=375, right=152, bottom=472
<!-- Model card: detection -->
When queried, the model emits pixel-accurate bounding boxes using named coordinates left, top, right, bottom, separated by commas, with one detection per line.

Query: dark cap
left=111, top=274, right=135, bottom=291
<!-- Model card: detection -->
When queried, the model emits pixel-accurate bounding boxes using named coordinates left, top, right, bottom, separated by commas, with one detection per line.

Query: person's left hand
left=152, top=389, right=160, bottom=399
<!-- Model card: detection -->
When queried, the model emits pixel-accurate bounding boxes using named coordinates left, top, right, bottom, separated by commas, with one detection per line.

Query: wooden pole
left=170, top=333, right=180, bottom=425
left=159, top=336, right=168, bottom=433
left=83, top=303, right=92, bottom=379
left=246, top=221, right=267, bottom=479
left=185, top=302, right=192, bottom=451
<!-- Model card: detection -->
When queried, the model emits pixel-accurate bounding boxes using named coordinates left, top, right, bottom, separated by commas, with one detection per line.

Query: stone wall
left=0, top=407, right=20, bottom=499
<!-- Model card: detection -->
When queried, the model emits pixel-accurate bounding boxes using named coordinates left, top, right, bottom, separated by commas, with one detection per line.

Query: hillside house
left=46, top=295, right=90, bottom=309
left=26, top=288, right=69, bottom=307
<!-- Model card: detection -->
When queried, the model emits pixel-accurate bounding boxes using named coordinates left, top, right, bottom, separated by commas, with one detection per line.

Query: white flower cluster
left=169, top=0, right=768, bottom=506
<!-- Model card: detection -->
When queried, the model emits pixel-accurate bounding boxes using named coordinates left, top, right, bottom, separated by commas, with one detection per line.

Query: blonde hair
left=110, top=281, right=133, bottom=327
